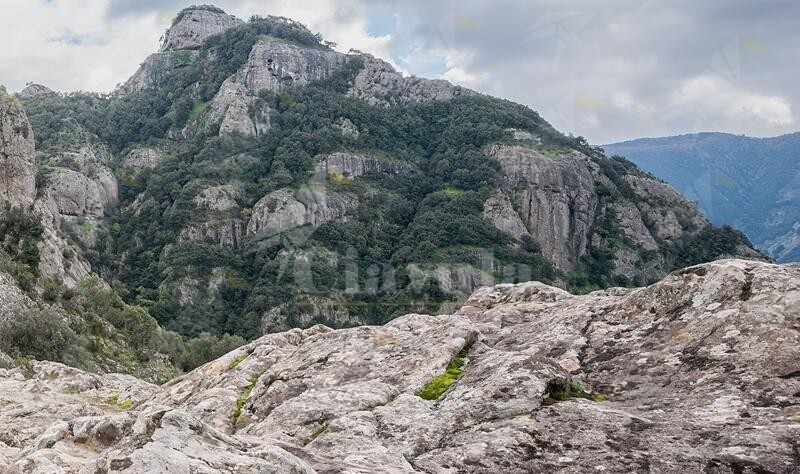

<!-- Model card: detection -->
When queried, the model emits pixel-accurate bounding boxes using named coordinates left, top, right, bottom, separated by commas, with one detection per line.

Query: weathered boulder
left=160, top=5, right=243, bottom=52
left=0, top=87, right=36, bottom=210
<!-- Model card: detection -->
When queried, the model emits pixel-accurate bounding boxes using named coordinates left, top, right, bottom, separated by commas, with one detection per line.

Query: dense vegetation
left=15, top=15, right=755, bottom=349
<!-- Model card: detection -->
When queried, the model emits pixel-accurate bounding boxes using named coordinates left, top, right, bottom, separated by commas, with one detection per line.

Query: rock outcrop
left=350, top=56, right=474, bottom=107
left=179, top=185, right=246, bottom=248
left=247, top=187, right=358, bottom=240
left=0, top=272, right=30, bottom=327
left=121, top=147, right=164, bottom=171
left=46, top=144, right=119, bottom=219
left=17, top=83, right=55, bottom=100
left=316, top=152, right=407, bottom=180
left=483, top=143, right=737, bottom=283
left=489, top=144, right=600, bottom=270
left=0, top=87, right=36, bottom=210
left=160, top=5, right=243, bottom=52
left=119, top=50, right=199, bottom=94
left=2, top=259, right=799, bottom=472
left=207, top=36, right=472, bottom=137
left=208, top=36, right=348, bottom=137
left=119, top=6, right=242, bottom=94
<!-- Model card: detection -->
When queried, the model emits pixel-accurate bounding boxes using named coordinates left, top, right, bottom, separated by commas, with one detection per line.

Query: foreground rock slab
left=1, top=259, right=799, bottom=472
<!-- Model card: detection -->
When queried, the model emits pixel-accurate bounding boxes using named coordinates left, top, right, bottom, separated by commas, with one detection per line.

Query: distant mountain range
left=605, top=132, right=800, bottom=262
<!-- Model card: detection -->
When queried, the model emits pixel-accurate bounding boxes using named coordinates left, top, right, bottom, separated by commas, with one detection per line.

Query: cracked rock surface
left=1, top=259, right=799, bottom=472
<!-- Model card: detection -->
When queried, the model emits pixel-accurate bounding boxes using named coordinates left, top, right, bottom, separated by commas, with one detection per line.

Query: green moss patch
left=416, top=345, right=471, bottom=400
left=227, top=354, right=247, bottom=370
left=543, top=379, right=608, bottom=406
left=303, top=425, right=328, bottom=445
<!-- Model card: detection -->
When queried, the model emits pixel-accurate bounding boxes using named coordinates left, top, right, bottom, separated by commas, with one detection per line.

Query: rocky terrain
left=1, top=258, right=798, bottom=472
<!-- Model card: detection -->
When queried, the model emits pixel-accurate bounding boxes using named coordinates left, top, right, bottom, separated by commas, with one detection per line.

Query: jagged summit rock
left=1, top=259, right=798, bottom=472
left=160, top=5, right=243, bottom=52
left=17, top=83, right=55, bottom=100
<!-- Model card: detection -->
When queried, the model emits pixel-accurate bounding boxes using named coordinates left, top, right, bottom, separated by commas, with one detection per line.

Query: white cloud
left=736, top=94, right=794, bottom=126
left=1, top=0, right=163, bottom=92
left=667, top=74, right=795, bottom=133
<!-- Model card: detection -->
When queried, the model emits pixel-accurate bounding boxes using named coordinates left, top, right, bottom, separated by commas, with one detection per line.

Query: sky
left=1, top=0, right=797, bottom=144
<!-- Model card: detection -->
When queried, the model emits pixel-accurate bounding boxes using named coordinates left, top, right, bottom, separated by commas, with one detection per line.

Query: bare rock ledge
left=1, top=258, right=799, bottom=473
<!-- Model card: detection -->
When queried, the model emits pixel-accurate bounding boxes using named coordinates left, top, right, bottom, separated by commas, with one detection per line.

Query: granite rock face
left=119, top=6, right=242, bottom=94
left=179, top=185, right=246, bottom=248
left=46, top=144, right=119, bottom=219
left=0, top=272, right=31, bottom=327
left=2, top=259, right=799, bottom=472
left=0, top=88, right=36, bottom=210
left=122, top=147, right=164, bottom=171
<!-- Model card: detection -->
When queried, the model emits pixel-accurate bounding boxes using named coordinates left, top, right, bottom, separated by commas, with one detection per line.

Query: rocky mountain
left=605, top=132, right=800, bottom=262
left=6, top=5, right=763, bottom=344
left=1, top=258, right=799, bottom=472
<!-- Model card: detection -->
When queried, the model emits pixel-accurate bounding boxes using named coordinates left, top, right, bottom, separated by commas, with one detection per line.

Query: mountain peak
left=18, top=82, right=54, bottom=99
left=160, top=4, right=243, bottom=52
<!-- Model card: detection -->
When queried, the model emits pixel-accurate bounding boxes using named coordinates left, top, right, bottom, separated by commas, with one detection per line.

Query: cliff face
left=484, top=141, right=729, bottom=283
left=0, top=88, right=36, bottom=210
left=0, top=88, right=94, bottom=286
left=2, top=259, right=798, bottom=472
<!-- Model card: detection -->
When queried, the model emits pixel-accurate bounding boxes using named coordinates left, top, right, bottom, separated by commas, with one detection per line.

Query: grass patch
left=416, top=344, right=471, bottom=400
left=543, top=379, right=608, bottom=406
left=442, top=186, right=464, bottom=197
left=189, top=100, right=210, bottom=123
left=303, top=425, right=328, bottom=445
left=118, top=399, right=134, bottom=410
left=232, top=373, right=263, bottom=422
left=328, top=168, right=354, bottom=185
left=106, top=394, right=134, bottom=410
left=228, top=354, right=247, bottom=370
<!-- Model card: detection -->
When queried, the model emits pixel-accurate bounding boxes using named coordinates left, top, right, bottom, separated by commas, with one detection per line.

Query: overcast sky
left=1, top=0, right=797, bottom=143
